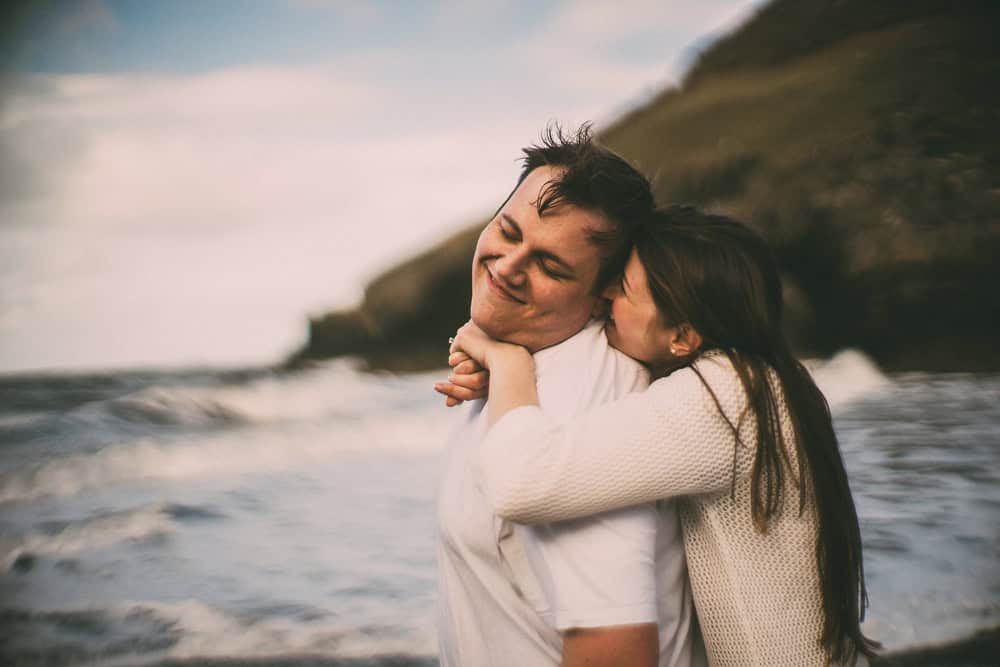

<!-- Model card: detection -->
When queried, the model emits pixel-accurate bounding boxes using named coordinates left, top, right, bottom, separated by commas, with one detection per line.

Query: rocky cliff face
left=287, top=223, right=482, bottom=371
left=290, top=0, right=1000, bottom=372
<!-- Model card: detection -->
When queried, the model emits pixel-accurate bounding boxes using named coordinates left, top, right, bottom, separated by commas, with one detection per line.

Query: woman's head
left=604, top=205, right=784, bottom=374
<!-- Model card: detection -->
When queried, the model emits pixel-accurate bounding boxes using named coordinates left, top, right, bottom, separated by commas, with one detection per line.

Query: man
left=434, top=126, right=703, bottom=666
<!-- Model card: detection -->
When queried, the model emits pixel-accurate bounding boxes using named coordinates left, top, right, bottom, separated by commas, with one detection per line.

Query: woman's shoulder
left=646, top=350, right=750, bottom=419
left=649, top=350, right=742, bottom=394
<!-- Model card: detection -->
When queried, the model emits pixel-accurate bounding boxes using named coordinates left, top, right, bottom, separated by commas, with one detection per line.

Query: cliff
left=289, top=0, right=1000, bottom=372
left=286, top=223, right=484, bottom=372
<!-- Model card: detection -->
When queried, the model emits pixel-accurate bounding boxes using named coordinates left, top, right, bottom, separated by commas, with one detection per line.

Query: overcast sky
left=0, top=0, right=763, bottom=372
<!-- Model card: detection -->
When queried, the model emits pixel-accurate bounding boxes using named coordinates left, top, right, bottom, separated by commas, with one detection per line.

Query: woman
left=447, top=206, right=879, bottom=666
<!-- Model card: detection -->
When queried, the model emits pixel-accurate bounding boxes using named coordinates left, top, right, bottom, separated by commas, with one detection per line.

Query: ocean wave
left=0, top=502, right=220, bottom=569
left=140, top=600, right=435, bottom=661
left=0, top=509, right=169, bottom=571
left=78, top=360, right=425, bottom=429
left=0, top=601, right=436, bottom=666
left=0, top=411, right=48, bottom=430
left=0, top=605, right=180, bottom=665
left=100, top=387, right=248, bottom=427
left=153, top=656, right=437, bottom=666
left=805, top=348, right=891, bottom=411
left=0, top=407, right=451, bottom=503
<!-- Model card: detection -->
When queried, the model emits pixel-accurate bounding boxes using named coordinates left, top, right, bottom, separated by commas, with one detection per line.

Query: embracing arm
left=480, top=357, right=751, bottom=524
left=447, top=321, right=541, bottom=428
left=480, top=344, right=539, bottom=428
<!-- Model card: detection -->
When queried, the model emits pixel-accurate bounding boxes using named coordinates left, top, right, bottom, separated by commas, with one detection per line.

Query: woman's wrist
left=486, top=342, right=533, bottom=372
left=483, top=343, right=538, bottom=428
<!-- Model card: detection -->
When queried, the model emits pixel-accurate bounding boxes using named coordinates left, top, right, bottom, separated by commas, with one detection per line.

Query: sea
left=1, top=350, right=998, bottom=666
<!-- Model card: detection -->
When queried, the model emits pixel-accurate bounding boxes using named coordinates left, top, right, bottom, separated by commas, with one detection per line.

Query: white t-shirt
left=436, top=320, right=702, bottom=666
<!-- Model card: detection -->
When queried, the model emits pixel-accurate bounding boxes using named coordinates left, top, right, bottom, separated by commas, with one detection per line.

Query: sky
left=0, top=0, right=763, bottom=373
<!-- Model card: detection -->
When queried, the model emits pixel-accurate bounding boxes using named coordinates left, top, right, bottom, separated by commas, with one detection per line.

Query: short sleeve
left=512, top=504, right=660, bottom=630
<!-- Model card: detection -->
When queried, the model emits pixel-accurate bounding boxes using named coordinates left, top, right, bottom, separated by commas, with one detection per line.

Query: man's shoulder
left=534, top=320, right=649, bottom=413
left=601, top=333, right=648, bottom=380
left=592, top=320, right=647, bottom=378
left=537, top=320, right=642, bottom=371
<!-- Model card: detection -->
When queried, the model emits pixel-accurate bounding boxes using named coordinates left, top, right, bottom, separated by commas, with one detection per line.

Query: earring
left=669, top=345, right=678, bottom=355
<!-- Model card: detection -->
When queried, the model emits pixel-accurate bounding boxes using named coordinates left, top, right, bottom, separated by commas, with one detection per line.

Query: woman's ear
left=671, top=324, right=703, bottom=356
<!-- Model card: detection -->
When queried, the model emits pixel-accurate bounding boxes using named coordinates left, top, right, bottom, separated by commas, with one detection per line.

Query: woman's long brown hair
left=634, top=205, right=879, bottom=664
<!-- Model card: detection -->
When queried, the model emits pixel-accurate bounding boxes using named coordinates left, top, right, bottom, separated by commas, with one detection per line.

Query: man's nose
left=494, top=249, right=528, bottom=286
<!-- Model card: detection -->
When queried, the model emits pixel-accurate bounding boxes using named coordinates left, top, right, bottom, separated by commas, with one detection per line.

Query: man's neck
left=525, top=318, right=604, bottom=355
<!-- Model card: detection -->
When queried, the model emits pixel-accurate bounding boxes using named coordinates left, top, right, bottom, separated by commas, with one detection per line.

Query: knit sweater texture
left=480, top=352, right=835, bottom=667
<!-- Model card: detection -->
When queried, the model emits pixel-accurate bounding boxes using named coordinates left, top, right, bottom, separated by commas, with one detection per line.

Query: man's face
left=470, top=165, right=611, bottom=352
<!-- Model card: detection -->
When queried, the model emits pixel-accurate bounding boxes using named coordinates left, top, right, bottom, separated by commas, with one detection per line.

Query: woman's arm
left=479, top=355, right=753, bottom=523
left=449, top=321, right=540, bottom=428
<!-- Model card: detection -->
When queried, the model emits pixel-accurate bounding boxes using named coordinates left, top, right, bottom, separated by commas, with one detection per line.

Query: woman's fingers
left=439, top=346, right=488, bottom=407
left=434, top=381, right=486, bottom=403
left=451, top=358, right=484, bottom=376
left=449, top=351, right=472, bottom=368
left=452, top=369, right=489, bottom=391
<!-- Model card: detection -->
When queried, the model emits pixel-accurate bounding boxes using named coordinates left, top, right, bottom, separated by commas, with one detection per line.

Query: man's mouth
left=484, top=265, right=526, bottom=304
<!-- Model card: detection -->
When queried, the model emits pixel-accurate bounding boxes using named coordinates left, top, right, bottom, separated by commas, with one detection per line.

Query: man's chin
left=469, top=306, right=592, bottom=353
left=470, top=314, right=519, bottom=346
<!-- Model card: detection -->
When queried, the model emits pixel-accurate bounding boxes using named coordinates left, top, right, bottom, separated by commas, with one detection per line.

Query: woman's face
left=603, top=250, right=679, bottom=366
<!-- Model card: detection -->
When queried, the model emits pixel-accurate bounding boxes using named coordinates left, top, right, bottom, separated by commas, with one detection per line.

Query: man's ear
left=671, top=324, right=703, bottom=356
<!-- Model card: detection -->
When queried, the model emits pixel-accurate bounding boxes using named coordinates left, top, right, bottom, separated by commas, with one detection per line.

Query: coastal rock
left=288, top=224, right=481, bottom=372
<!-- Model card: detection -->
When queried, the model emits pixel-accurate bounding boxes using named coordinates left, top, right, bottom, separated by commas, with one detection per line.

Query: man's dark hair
left=495, top=123, right=654, bottom=293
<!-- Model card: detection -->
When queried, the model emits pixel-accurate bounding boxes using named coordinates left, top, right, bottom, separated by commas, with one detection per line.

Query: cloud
left=0, top=67, right=385, bottom=230
left=0, top=1, right=762, bottom=370
left=4, top=67, right=376, bottom=130
left=288, top=0, right=382, bottom=23
left=0, top=75, right=88, bottom=211
left=0, top=64, right=543, bottom=369
left=541, top=0, right=758, bottom=44
left=481, top=0, right=762, bottom=123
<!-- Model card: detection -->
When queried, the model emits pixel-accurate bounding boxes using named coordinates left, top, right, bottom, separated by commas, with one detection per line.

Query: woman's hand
left=435, top=351, right=490, bottom=407
left=434, top=321, right=530, bottom=408
left=448, top=320, right=502, bottom=368
left=435, top=321, right=537, bottom=424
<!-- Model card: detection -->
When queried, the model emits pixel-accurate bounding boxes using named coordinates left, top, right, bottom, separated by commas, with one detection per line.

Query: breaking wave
left=0, top=503, right=223, bottom=569
left=84, top=360, right=423, bottom=429
left=0, top=406, right=449, bottom=503
left=137, top=599, right=435, bottom=662
left=0, top=601, right=436, bottom=666
left=805, top=348, right=891, bottom=410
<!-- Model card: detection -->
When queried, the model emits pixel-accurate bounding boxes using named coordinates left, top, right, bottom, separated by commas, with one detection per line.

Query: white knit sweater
left=480, top=352, right=835, bottom=667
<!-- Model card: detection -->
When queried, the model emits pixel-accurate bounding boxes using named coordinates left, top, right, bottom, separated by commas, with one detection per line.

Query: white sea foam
left=109, top=599, right=436, bottom=662
left=90, top=359, right=431, bottom=427
left=0, top=504, right=174, bottom=569
left=0, top=402, right=452, bottom=503
left=0, top=411, right=47, bottom=429
left=805, top=348, right=891, bottom=411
